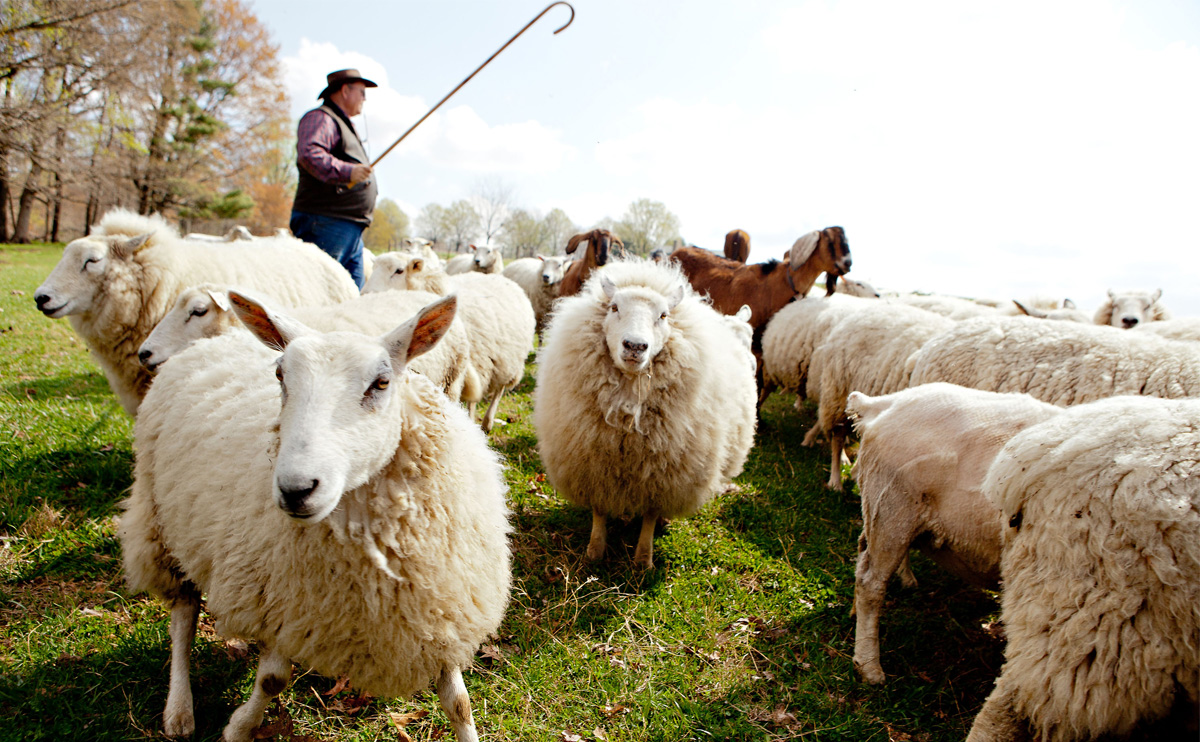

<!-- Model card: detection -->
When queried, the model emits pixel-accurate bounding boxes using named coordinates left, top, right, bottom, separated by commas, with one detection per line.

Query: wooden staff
left=346, top=1, right=575, bottom=190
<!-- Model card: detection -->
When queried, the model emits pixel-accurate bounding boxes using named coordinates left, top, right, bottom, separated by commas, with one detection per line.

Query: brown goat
left=557, top=229, right=626, bottom=297
left=723, top=229, right=750, bottom=263
left=671, top=226, right=851, bottom=332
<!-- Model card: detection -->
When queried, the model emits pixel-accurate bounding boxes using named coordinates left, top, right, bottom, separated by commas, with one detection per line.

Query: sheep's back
left=982, top=395, right=1200, bottom=740
left=450, top=272, right=536, bottom=396
left=761, top=294, right=871, bottom=395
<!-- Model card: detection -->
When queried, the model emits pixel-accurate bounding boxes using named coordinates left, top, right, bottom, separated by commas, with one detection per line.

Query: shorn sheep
left=32, top=208, right=358, bottom=416
left=1093, top=288, right=1171, bottom=328
left=502, top=255, right=567, bottom=333
left=846, top=384, right=1061, bottom=685
left=968, top=395, right=1199, bottom=741
left=908, top=314, right=1200, bottom=405
left=804, top=302, right=955, bottom=489
left=363, top=258, right=536, bottom=431
left=533, top=259, right=757, bottom=569
left=119, top=293, right=511, bottom=742
left=138, top=285, right=478, bottom=403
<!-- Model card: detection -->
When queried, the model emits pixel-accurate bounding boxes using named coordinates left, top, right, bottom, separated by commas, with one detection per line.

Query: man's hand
left=349, top=163, right=372, bottom=185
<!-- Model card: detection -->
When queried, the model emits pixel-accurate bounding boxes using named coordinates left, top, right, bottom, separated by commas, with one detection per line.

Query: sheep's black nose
left=138, top=349, right=152, bottom=363
left=1122, top=317, right=1139, bottom=328
left=35, top=293, right=50, bottom=309
left=279, top=480, right=318, bottom=515
left=623, top=339, right=648, bottom=354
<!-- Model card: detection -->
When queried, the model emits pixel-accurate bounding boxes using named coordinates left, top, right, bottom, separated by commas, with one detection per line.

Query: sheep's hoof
left=163, top=710, right=195, bottom=739
left=855, top=660, right=886, bottom=685
left=632, top=550, right=654, bottom=570
left=585, top=542, right=605, bottom=562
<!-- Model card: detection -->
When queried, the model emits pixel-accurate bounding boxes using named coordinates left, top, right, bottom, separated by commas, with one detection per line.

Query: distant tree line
left=0, top=0, right=292, bottom=242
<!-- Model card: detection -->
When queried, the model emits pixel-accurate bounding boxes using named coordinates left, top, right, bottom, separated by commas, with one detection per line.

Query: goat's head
left=139, top=285, right=233, bottom=372
left=230, top=291, right=457, bottom=522
left=789, top=227, right=852, bottom=296
left=34, top=233, right=152, bottom=319
left=566, top=230, right=625, bottom=267
left=600, top=274, right=684, bottom=375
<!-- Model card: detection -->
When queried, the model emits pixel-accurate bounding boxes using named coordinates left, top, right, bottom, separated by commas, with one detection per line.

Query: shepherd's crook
left=347, top=2, right=575, bottom=189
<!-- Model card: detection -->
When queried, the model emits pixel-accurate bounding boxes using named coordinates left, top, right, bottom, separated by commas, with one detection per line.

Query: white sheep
left=444, top=244, right=503, bottom=275
left=1093, top=288, right=1171, bottom=329
left=501, top=255, right=567, bottom=333
left=1132, top=315, right=1200, bottom=342
left=760, top=293, right=874, bottom=404
left=400, top=236, right=442, bottom=268
left=805, top=302, right=955, bottom=489
left=846, top=384, right=1062, bottom=685
left=1009, top=297, right=1089, bottom=322
left=119, top=293, right=511, bottom=742
left=533, top=258, right=757, bottom=569
left=363, top=256, right=535, bottom=431
left=888, top=293, right=1000, bottom=320
left=138, top=284, right=478, bottom=403
left=908, top=314, right=1200, bottom=405
left=32, top=208, right=359, bottom=416
left=968, top=395, right=1200, bottom=741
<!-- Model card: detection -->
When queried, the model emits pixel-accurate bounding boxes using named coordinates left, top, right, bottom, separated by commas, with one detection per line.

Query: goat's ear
left=110, top=233, right=153, bottom=260
left=600, top=275, right=617, bottom=300
left=1150, top=288, right=1162, bottom=303
left=789, top=231, right=820, bottom=272
left=1063, top=298, right=1076, bottom=309
left=207, top=288, right=231, bottom=312
left=735, top=304, right=752, bottom=323
left=384, top=294, right=457, bottom=365
left=667, top=284, right=685, bottom=310
left=229, top=291, right=310, bottom=351
left=565, top=234, right=586, bottom=255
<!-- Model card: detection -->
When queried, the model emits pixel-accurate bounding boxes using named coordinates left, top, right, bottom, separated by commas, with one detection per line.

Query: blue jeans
left=290, top=211, right=366, bottom=289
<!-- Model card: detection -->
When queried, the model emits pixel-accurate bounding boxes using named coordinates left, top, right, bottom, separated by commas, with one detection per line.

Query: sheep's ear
left=1107, top=288, right=1117, bottom=301
left=667, top=284, right=685, bottom=310
left=789, top=231, right=820, bottom=272
left=110, top=233, right=153, bottom=260
left=228, top=291, right=311, bottom=351
left=384, top=294, right=457, bottom=365
left=207, top=288, right=231, bottom=312
left=1063, top=298, right=1076, bottom=309
left=600, top=275, right=617, bottom=300
left=410, top=258, right=424, bottom=273
left=536, top=254, right=547, bottom=262
left=1150, top=288, right=1162, bottom=303
left=735, top=304, right=752, bottom=323
left=1013, top=300, right=1047, bottom=318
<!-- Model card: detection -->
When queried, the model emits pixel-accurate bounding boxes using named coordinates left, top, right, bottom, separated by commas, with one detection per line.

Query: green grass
left=0, top=243, right=1004, bottom=741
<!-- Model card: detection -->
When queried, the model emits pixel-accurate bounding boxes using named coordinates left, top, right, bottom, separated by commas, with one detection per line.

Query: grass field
left=0, top=242, right=1005, bottom=741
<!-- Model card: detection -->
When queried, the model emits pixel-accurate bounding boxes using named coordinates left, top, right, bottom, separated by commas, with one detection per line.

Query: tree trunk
left=51, top=127, right=65, bottom=242
left=0, top=140, right=9, bottom=242
left=12, top=159, right=44, bottom=244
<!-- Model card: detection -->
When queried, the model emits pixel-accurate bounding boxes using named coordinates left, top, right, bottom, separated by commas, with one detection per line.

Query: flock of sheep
left=30, top=208, right=1199, bottom=741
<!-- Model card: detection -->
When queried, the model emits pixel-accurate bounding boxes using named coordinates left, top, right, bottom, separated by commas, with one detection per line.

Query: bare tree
left=415, top=203, right=449, bottom=245
left=542, top=207, right=579, bottom=254
left=444, top=199, right=481, bottom=252
left=614, top=198, right=681, bottom=256
left=469, top=175, right=516, bottom=244
left=500, top=208, right=549, bottom=258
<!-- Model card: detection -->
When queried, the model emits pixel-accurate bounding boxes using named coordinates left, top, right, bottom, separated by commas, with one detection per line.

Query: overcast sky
left=247, top=0, right=1200, bottom=316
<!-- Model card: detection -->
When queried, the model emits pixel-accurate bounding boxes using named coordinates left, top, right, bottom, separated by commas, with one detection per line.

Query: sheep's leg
left=163, top=591, right=201, bottom=738
left=480, top=390, right=505, bottom=432
left=966, top=676, right=1031, bottom=742
left=801, top=423, right=822, bottom=447
left=436, top=665, right=479, bottom=742
left=223, top=645, right=292, bottom=742
left=586, top=510, right=607, bottom=562
left=632, top=509, right=660, bottom=570
left=853, top=512, right=921, bottom=685
left=896, top=553, right=917, bottom=588
left=825, top=421, right=849, bottom=490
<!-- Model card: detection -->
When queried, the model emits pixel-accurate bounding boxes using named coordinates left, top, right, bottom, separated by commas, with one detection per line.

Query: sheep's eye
left=275, top=365, right=284, bottom=382
left=82, top=257, right=98, bottom=271
left=370, top=377, right=390, bottom=392
left=660, top=311, right=668, bottom=320
left=609, top=304, right=618, bottom=313
left=190, top=306, right=209, bottom=318
left=393, top=269, right=404, bottom=276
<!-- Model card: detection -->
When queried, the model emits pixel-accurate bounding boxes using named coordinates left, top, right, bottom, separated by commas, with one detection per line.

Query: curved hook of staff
left=343, top=2, right=576, bottom=191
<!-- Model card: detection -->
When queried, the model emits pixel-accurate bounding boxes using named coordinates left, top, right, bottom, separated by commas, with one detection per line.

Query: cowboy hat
left=318, top=68, right=378, bottom=100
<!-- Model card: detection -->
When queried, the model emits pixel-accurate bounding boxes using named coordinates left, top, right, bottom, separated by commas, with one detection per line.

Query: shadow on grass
left=2, top=372, right=115, bottom=405
left=1, top=445, right=133, bottom=525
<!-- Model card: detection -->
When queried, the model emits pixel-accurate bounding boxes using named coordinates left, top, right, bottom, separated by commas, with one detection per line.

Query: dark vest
left=292, top=104, right=378, bottom=225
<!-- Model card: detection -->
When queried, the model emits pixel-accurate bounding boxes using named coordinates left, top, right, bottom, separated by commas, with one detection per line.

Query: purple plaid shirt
left=296, top=108, right=355, bottom=184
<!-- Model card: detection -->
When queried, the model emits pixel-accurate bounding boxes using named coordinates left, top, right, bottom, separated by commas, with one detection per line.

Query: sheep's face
left=230, top=292, right=457, bottom=522
left=34, top=234, right=148, bottom=318
left=361, top=254, right=410, bottom=293
left=139, top=288, right=231, bottom=372
left=601, top=277, right=683, bottom=375
left=540, top=257, right=565, bottom=286
left=473, top=246, right=498, bottom=271
left=1107, top=289, right=1162, bottom=329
